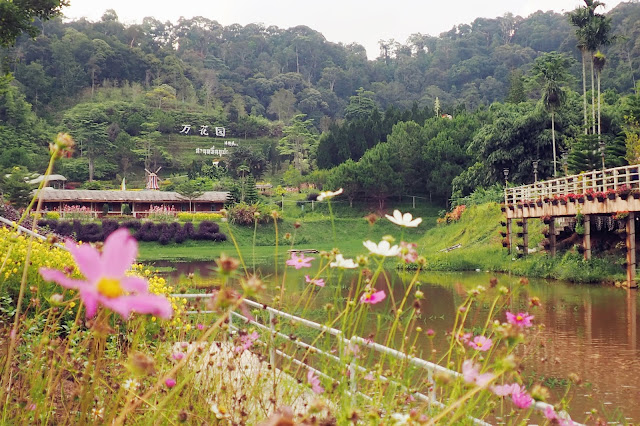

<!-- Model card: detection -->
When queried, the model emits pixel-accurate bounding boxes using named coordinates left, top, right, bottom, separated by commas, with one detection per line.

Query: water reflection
left=153, top=261, right=640, bottom=422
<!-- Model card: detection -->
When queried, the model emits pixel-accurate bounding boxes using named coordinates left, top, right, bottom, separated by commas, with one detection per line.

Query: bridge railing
left=505, top=164, right=640, bottom=205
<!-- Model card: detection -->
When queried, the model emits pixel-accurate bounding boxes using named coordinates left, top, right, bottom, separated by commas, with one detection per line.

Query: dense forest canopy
left=1, top=1, right=640, bottom=207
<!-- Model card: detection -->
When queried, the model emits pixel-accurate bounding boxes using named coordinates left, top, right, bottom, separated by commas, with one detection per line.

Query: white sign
left=195, top=146, right=229, bottom=156
left=178, top=125, right=227, bottom=137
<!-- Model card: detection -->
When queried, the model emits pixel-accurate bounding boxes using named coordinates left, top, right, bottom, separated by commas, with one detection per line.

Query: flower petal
left=102, top=228, right=137, bottom=277
left=65, top=241, right=103, bottom=281
left=39, top=268, right=88, bottom=290
left=80, top=288, right=99, bottom=318
left=101, top=294, right=173, bottom=319
left=120, top=276, right=149, bottom=293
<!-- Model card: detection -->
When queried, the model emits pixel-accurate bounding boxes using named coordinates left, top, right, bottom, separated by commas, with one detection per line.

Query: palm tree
left=569, top=0, right=608, bottom=135
left=593, top=51, right=606, bottom=141
left=568, top=6, right=591, bottom=133
left=532, top=53, right=572, bottom=177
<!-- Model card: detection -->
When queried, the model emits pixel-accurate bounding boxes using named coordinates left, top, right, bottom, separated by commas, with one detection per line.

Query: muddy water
left=154, top=261, right=640, bottom=422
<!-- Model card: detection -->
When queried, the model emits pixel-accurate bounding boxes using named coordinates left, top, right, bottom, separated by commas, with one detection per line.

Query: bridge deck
left=504, top=164, right=640, bottom=218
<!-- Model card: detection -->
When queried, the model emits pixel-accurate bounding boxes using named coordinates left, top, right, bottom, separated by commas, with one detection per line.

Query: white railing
left=0, top=216, right=65, bottom=249
left=505, top=164, right=640, bottom=205
left=177, top=293, right=582, bottom=426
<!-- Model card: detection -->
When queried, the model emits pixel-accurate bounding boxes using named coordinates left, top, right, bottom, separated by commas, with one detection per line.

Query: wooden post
left=626, top=212, right=637, bottom=288
left=507, top=219, right=513, bottom=254
left=549, top=218, right=556, bottom=257
left=522, top=218, right=529, bottom=256
left=584, top=214, right=591, bottom=260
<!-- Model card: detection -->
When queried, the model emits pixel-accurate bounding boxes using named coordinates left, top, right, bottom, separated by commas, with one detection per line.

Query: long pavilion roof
left=38, top=188, right=228, bottom=203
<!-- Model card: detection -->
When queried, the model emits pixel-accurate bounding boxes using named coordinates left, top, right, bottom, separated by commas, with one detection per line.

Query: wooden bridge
left=503, top=164, right=640, bottom=288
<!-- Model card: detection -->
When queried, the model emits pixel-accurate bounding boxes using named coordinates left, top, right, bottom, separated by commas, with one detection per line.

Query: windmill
left=145, top=167, right=162, bottom=190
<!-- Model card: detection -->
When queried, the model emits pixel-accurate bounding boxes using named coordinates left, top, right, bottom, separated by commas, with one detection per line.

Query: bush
left=228, top=202, right=275, bottom=226
left=177, top=212, right=223, bottom=222
left=44, top=211, right=60, bottom=220
left=196, top=221, right=221, bottom=240
left=122, top=204, right=132, bottom=215
left=136, top=222, right=159, bottom=242
left=101, top=220, right=120, bottom=239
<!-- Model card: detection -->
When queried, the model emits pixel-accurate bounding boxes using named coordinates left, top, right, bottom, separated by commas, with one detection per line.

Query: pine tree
left=245, top=175, right=259, bottom=204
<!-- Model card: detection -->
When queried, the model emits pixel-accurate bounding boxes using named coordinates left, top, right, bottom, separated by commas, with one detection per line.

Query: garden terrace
left=36, top=188, right=228, bottom=218
left=503, top=164, right=640, bottom=287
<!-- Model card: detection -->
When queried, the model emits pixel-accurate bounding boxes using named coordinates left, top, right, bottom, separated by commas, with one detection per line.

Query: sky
left=62, top=0, right=625, bottom=59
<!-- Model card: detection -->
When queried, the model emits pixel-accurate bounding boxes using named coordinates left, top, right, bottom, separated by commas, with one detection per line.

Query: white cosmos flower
left=317, top=188, right=343, bottom=201
left=385, top=209, right=422, bottom=227
left=390, top=413, right=410, bottom=425
left=363, top=240, right=401, bottom=257
left=122, top=378, right=139, bottom=391
left=330, top=254, right=358, bottom=269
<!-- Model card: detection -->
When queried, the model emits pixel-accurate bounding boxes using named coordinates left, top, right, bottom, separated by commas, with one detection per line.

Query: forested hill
left=3, top=2, right=640, bottom=121
left=1, top=2, right=640, bottom=208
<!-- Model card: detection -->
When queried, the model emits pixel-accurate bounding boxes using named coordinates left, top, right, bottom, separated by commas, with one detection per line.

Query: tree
left=267, top=89, right=297, bottom=122
left=344, top=87, right=378, bottom=121
left=278, top=114, right=318, bottom=172
left=227, top=146, right=266, bottom=179
left=176, top=180, right=204, bottom=212
left=0, top=0, right=68, bottom=47
left=0, top=167, right=32, bottom=208
left=62, top=103, right=113, bottom=181
left=531, top=52, right=572, bottom=176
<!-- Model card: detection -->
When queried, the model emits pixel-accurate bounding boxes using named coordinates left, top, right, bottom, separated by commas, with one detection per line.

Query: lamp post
left=561, top=152, right=569, bottom=176
left=533, top=160, right=539, bottom=183
left=599, top=140, right=606, bottom=170
left=503, top=168, right=509, bottom=205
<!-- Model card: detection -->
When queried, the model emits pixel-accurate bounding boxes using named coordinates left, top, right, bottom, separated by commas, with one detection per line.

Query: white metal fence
left=177, top=293, right=582, bottom=426
left=505, top=164, right=640, bottom=205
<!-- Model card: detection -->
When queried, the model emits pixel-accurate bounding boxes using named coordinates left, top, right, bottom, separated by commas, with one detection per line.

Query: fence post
left=427, top=368, right=436, bottom=404
left=269, top=310, right=276, bottom=367
left=349, top=336, right=357, bottom=399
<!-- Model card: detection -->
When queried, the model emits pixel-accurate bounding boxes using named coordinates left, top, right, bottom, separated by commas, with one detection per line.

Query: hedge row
left=37, top=219, right=227, bottom=245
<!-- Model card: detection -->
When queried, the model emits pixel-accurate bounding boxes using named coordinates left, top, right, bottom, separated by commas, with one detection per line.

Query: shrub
left=228, top=202, right=275, bottom=226
left=136, top=222, right=159, bottom=242
left=177, top=212, right=223, bottom=222
left=196, top=221, right=221, bottom=240
left=80, top=223, right=103, bottom=242
left=55, top=221, right=74, bottom=237
left=122, top=203, right=132, bottom=215
left=44, top=211, right=60, bottom=220
left=101, top=220, right=120, bottom=239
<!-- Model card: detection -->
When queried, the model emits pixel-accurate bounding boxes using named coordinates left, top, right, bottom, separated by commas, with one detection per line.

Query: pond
left=151, top=260, right=640, bottom=423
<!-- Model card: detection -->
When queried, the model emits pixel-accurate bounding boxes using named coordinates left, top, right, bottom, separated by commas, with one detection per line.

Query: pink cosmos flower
left=469, top=335, right=492, bottom=351
left=307, top=370, right=324, bottom=394
left=197, top=323, right=204, bottom=330
left=462, top=360, right=494, bottom=387
left=506, top=311, right=534, bottom=328
left=399, top=242, right=418, bottom=263
left=305, top=275, right=325, bottom=287
left=360, top=290, right=386, bottom=305
left=39, top=228, right=172, bottom=320
left=172, top=352, right=185, bottom=361
left=286, top=253, right=314, bottom=269
left=511, top=384, right=533, bottom=409
left=235, top=331, right=260, bottom=352
left=165, top=378, right=176, bottom=388
left=491, top=383, right=518, bottom=397
left=544, top=406, right=559, bottom=422
left=456, top=332, right=472, bottom=344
